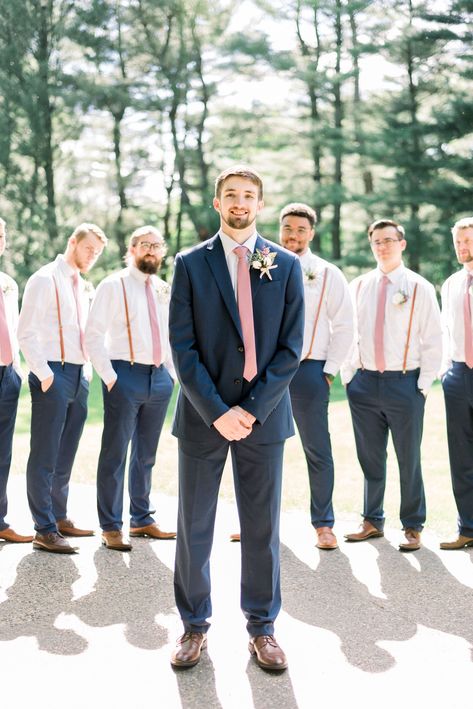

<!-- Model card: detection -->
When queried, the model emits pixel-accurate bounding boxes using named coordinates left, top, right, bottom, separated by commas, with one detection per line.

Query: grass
left=11, top=375, right=457, bottom=538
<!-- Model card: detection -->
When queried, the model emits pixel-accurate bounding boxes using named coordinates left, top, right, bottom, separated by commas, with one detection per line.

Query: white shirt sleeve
left=323, top=267, right=354, bottom=376
left=85, top=279, right=119, bottom=385
left=17, top=274, right=55, bottom=381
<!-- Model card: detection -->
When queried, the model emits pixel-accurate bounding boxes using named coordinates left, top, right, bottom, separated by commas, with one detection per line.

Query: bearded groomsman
left=85, top=226, right=176, bottom=552
left=18, top=223, right=107, bottom=553
left=440, top=217, right=473, bottom=550
left=0, top=217, right=33, bottom=543
left=342, top=219, right=442, bottom=551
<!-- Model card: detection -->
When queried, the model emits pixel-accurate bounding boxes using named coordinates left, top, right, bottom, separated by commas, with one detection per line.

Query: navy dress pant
left=347, top=369, right=426, bottom=531
left=174, top=436, right=284, bottom=637
left=290, top=359, right=335, bottom=528
left=442, top=362, right=473, bottom=537
left=97, top=361, right=173, bottom=531
left=26, top=362, right=88, bottom=534
left=0, top=365, right=22, bottom=531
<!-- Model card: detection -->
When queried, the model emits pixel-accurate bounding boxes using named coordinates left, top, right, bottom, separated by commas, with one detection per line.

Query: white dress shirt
left=219, top=229, right=257, bottom=296
left=85, top=264, right=174, bottom=385
left=0, top=271, right=22, bottom=374
left=341, top=262, right=442, bottom=392
left=299, top=250, right=353, bottom=375
left=440, top=266, right=473, bottom=374
left=18, top=255, right=90, bottom=381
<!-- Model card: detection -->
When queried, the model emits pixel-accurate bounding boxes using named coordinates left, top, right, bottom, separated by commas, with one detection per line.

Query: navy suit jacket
left=169, top=233, right=304, bottom=444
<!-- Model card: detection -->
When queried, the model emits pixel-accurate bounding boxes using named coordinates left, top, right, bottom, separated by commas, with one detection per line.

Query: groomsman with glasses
left=85, top=226, right=176, bottom=552
left=342, top=219, right=441, bottom=552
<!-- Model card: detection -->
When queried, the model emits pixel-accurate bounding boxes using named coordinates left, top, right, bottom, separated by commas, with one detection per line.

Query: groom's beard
left=223, top=212, right=256, bottom=231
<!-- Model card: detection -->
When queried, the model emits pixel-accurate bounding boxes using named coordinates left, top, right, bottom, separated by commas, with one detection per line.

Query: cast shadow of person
left=281, top=541, right=473, bottom=673
left=72, top=540, right=176, bottom=649
left=245, top=654, right=299, bottom=709
left=0, top=550, right=87, bottom=655
left=280, top=541, right=416, bottom=673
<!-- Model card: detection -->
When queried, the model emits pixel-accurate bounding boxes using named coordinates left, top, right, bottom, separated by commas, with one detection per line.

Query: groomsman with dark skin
left=440, top=217, right=473, bottom=549
left=85, top=226, right=176, bottom=552
left=342, top=219, right=442, bottom=551
left=169, top=165, right=304, bottom=671
left=18, top=223, right=107, bottom=553
left=0, top=217, right=33, bottom=543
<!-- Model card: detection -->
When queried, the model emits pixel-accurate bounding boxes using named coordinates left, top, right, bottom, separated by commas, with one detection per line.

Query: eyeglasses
left=370, top=238, right=403, bottom=248
left=138, top=241, right=164, bottom=251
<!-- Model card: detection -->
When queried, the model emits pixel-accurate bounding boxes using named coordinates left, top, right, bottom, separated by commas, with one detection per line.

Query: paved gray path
left=1, top=475, right=473, bottom=709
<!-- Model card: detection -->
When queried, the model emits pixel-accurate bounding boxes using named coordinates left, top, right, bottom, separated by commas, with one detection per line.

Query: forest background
left=0, top=0, right=472, bottom=291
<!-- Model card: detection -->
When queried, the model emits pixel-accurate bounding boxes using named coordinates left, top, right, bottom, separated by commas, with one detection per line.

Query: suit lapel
left=204, top=234, right=243, bottom=338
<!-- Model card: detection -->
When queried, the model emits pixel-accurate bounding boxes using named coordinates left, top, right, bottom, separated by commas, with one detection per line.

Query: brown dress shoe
left=171, top=632, right=207, bottom=668
left=57, top=519, right=94, bottom=537
left=129, top=523, right=176, bottom=539
left=344, top=520, right=384, bottom=542
left=440, top=534, right=473, bottom=550
left=229, top=533, right=241, bottom=542
left=316, top=526, right=338, bottom=550
left=399, top=528, right=421, bottom=552
left=33, top=532, right=78, bottom=554
left=102, top=530, right=132, bottom=551
left=0, top=527, right=34, bottom=543
left=249, top=635, right=288, bottom=671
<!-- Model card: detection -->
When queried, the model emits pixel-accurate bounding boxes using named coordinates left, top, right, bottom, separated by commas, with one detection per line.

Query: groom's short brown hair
left=215, top=165, right=263, bottom=200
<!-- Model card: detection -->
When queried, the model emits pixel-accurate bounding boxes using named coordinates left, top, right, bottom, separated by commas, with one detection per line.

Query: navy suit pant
left=26, top=362, right=88, bottom=534
left=97, top=361, right=173, bottom=531
left=0, top=365, right=21, bottom=531
left=290, top=360, right=335, bottom=528
left=174, top=436, right=284, bottom=637
left=347, top=369, right=426, bottom=531
left=442, top=362, right=473, bottom=537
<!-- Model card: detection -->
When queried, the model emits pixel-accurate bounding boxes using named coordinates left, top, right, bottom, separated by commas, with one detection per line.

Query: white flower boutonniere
left=303, top=268, right=317, bottom=286
left=249, top=247, right=278, bottom=280
left=1, top=282, right=15, bottom=296
left=392, top=289, right=409, bottom=306
left=83, top=280, right=95, bottom=300
left=155, top=280, right=171, bottom=304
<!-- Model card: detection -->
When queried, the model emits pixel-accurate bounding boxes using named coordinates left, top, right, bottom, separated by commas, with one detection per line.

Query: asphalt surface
left=1, top=475, right=473, bottom=709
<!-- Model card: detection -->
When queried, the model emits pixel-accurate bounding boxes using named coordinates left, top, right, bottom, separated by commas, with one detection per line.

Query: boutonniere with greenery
left=249, top=247, right=278, bottom=280
left=303, top=268, right=317, bottom=286
left=1, top=281, right=15, bottom=296
left=392, top=289, right=409, bottom=306
left=82, top=279, right=95, bottom=300
left=155, top=279, right=171, bottom=303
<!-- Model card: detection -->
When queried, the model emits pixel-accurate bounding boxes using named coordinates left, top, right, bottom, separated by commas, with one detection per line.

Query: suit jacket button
left=234, top=378, right=241, bottom=385
left=237, top=346, right=244, bottom=352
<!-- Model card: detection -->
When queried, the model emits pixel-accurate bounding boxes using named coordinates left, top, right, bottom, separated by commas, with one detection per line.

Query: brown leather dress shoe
left=129, top=523, right=176, bottom=539
left=316, top=526, right=338, bottom=550
left=440, top=534, right=473, bottom=550
left=249, top=635, right=288, bottom=671
left=33, top=532, right=78, bottom=554
left=0, top=527, right=34, bottom=543
left=57, top=519, right=94, bottom=537
left=101, top=530, right=132, bottom=551
left=399, top=528, right=421, bottom=551
left=344, top=520, right=384, bottom=542
left=229, top=532, right=241, bottom=542
left=171, top=632, right=207, bottom=668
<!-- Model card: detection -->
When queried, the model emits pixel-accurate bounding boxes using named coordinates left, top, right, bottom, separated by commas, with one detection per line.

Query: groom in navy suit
left=169, top=165, right=304, bottom=671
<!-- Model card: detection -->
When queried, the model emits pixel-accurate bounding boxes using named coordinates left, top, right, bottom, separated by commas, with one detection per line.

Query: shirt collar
left=299, top=250, right=317, bottom=268
left=376, top=261, right=405, bottom=285
left=56, top=254, right=77, bottom=279
left=219, top=229, right=257, bottom=258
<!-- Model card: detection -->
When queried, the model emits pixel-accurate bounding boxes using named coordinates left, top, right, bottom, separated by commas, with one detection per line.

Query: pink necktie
left=464, top=273, right=473, bottom=368
left=0, top=288, right=13, bottom=365
left=374, top=275, right=389, bottom=373
left=72, top=273, right=87, bottom=358
left=145, top=277, right=162, bottom=367
left=234, top=246, right=257, bottom=381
